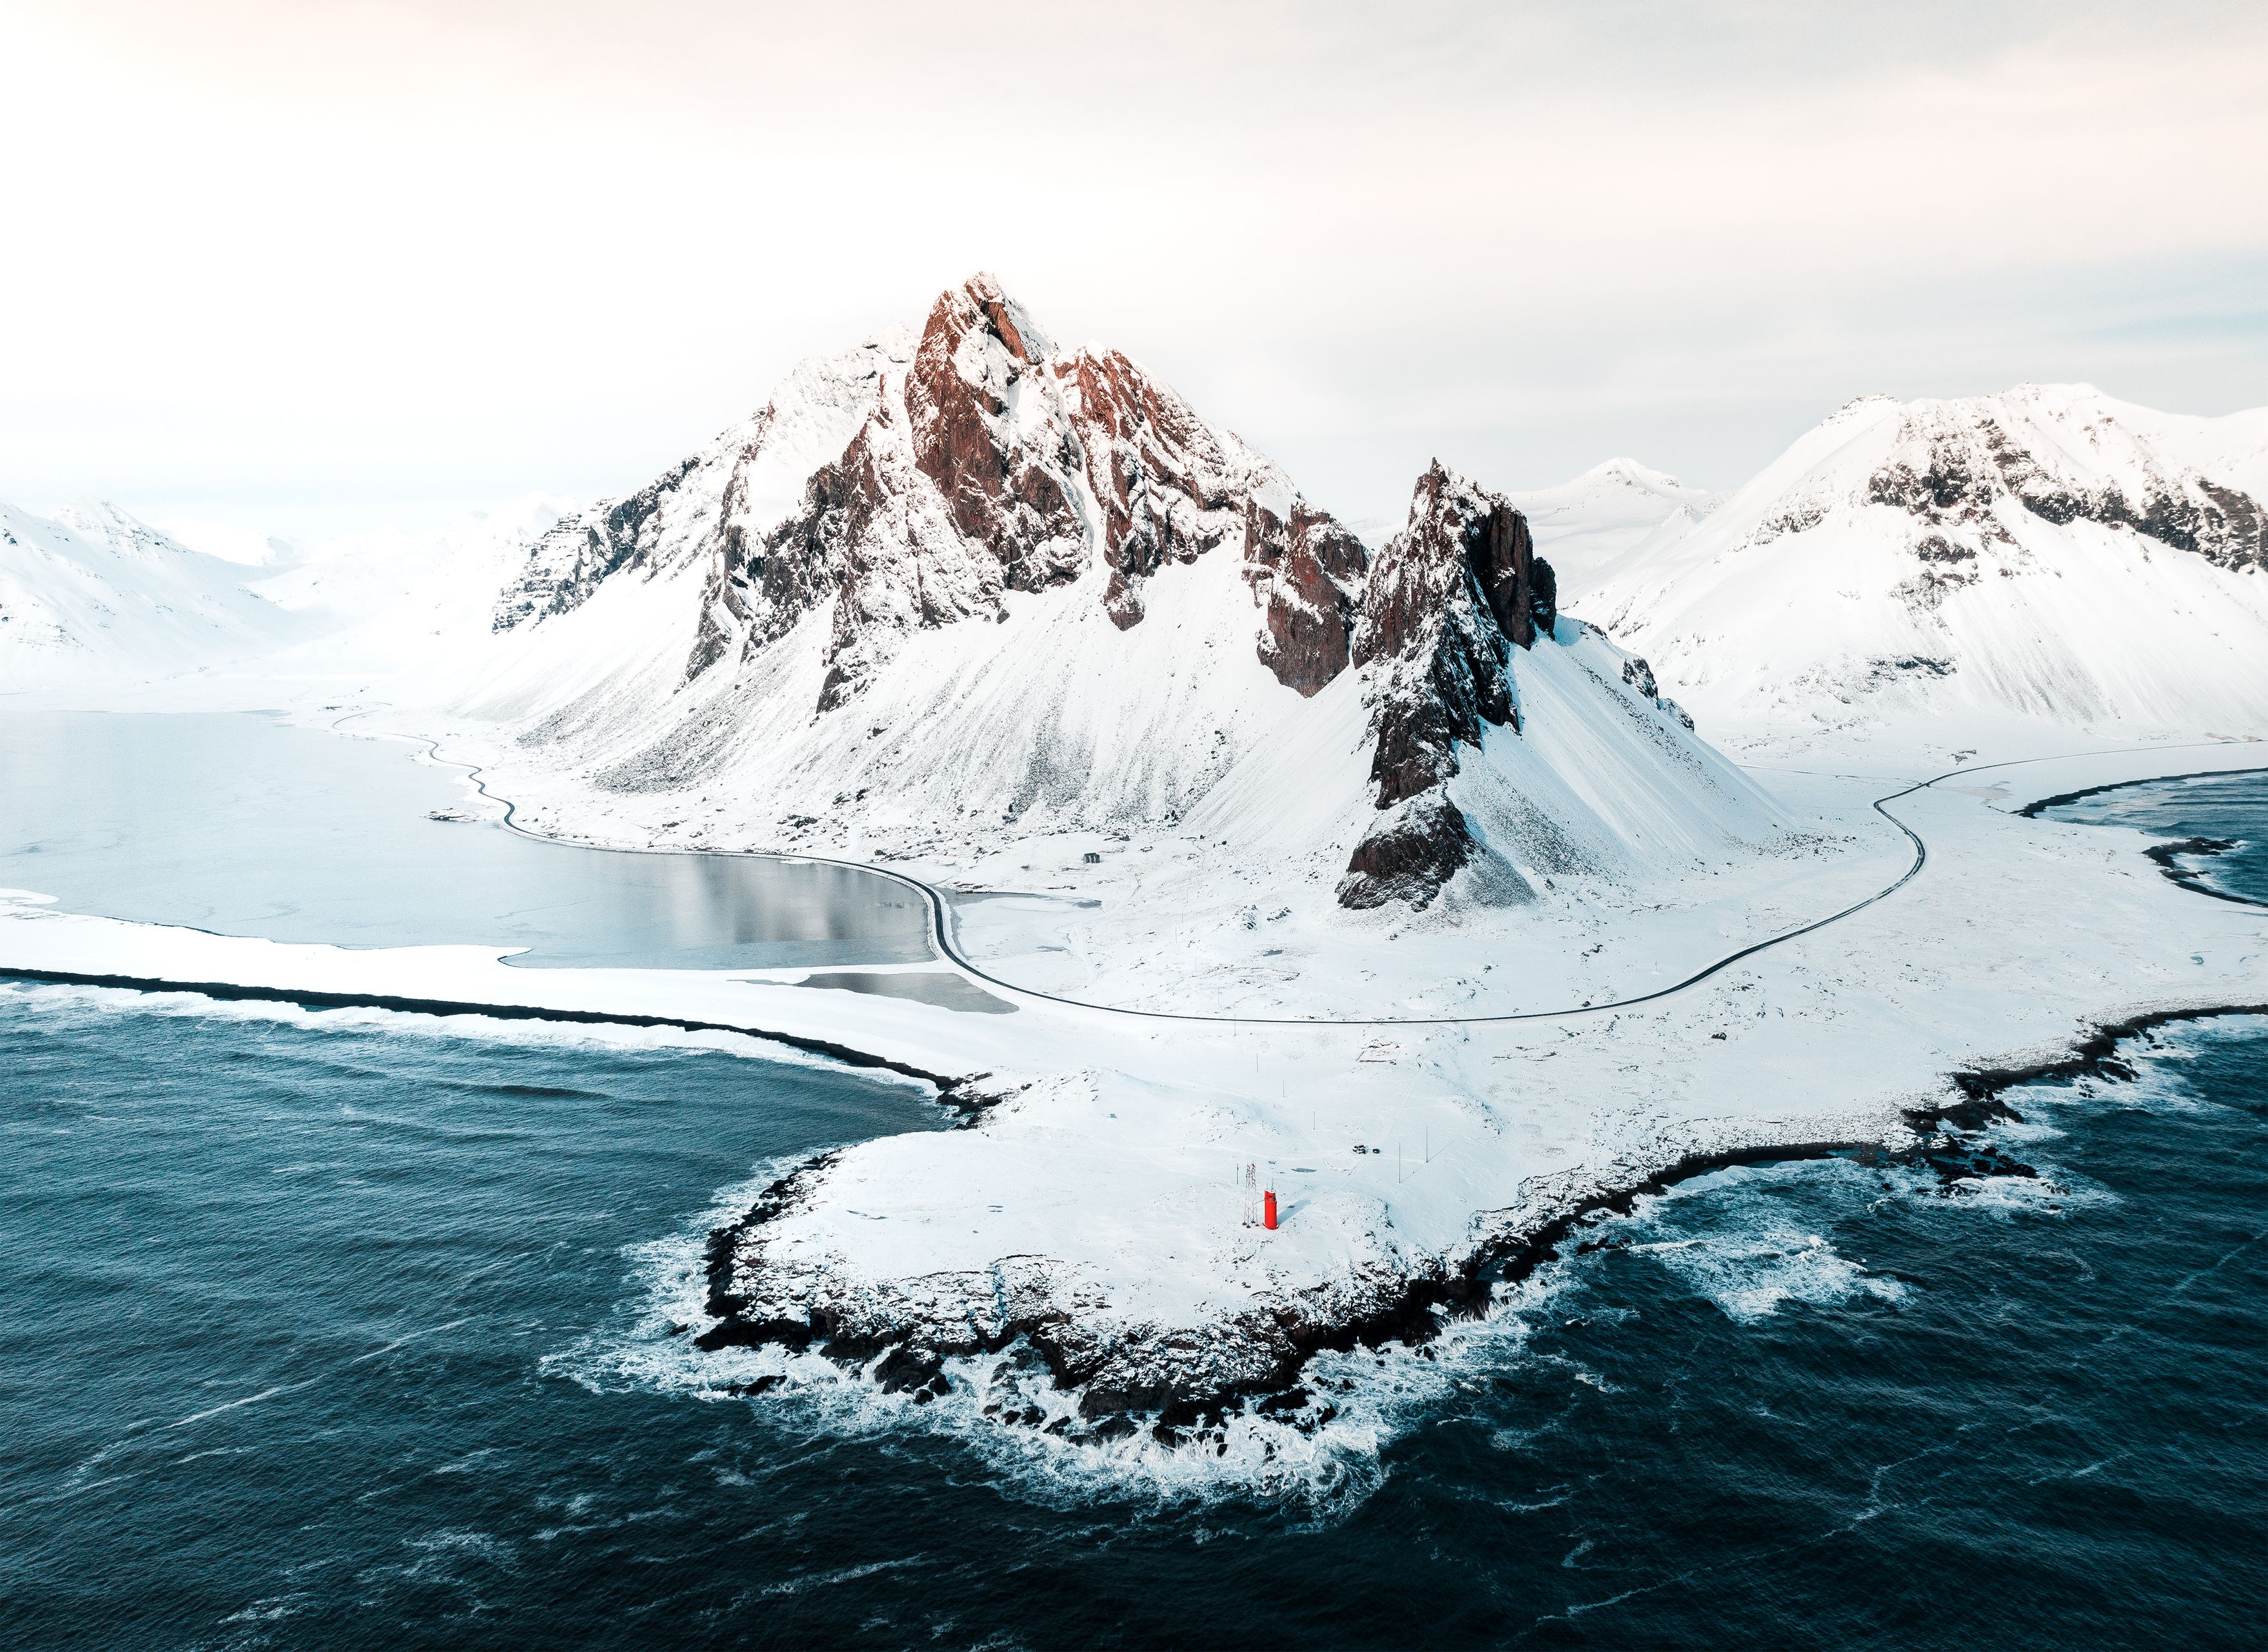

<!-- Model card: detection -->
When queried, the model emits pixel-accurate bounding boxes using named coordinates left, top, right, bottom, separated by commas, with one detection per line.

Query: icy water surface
left=5, top=987, right=2263, bottom=1649
left=0, top=711, right=928, bottom=969
left=2039, top=767, right=2268, bottom=905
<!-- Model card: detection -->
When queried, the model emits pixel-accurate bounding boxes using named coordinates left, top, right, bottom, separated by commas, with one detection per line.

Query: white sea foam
left=552, top=1018, right=2260, bottom=1513
left=0, top=979, right=925, bottom=1085
left=545, top=1159, right=1581, bottom=1519
left=1632, top=1216, right=1896, bottom=1316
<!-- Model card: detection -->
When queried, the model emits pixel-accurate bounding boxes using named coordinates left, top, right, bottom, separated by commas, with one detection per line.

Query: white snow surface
left=1504, top=456, right=1723, bottom=593
left=0, top=499, right=304, bottom=689
left=246, top=494, right=574, bottom=688
left=1580, top=385, right=2268, bottom=753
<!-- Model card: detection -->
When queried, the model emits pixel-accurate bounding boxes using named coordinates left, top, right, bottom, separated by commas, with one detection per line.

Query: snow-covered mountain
left=460, top=276, right=1785, bottom=907
left=460, top=276, right=1372, bottom=834
left=1503, top=457, right=1722, bottom=595
left=0, top=499, right=303, bottom=689
left=1189, top=462, right=1780, bottom=911
left=246, top=495, right=570, bottom=683
left=1581, top=385, right=2268, bottom=742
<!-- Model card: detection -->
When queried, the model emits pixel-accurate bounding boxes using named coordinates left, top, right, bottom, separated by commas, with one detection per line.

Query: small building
left=1083, top=851, right=1101, bottom=864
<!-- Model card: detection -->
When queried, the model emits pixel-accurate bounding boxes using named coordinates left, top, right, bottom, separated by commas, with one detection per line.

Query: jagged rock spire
left=1339, top=462, right=1559, bottom=909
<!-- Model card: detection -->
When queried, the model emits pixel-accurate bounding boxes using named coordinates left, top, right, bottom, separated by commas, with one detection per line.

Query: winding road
left=382, top=727, right=2258, bottom=1031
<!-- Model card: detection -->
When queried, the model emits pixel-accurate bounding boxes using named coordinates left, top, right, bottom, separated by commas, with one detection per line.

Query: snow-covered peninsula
left=6, top=277, right=2267, bottom=1452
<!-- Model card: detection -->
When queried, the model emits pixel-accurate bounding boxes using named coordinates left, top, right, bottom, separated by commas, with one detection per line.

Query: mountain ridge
left=0, top=500, right=301, bottom=689
left=1581, top=383, right=2268, bottom=741
left=448, top=275, right=1782, bottom=910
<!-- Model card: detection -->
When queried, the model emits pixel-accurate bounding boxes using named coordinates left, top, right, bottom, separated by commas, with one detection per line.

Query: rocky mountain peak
left=1862, top=393, right=2266, bottom=572
left=947, top=271, right=1052, bottom=365
left=507, top=272, right=1372, bottom=715
left=1339, top=463, right=1560, bottom=909
left=903, top=276, right=1088, bottom=599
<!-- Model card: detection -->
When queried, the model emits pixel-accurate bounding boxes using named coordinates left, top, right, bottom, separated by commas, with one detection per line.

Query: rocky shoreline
left=687, top=1127, right=1926, bottom=1436
left=0, top=965, right=973, bottom=1095
left=688, top=998, right=2268, bottom=1440
left=2017, top=767, right=2268, bottom=910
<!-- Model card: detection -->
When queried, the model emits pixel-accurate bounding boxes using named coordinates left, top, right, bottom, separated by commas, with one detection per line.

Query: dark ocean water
left=5, top=985, right=2263, bottom=1651
left=2039, top=767, right=2268, bottom=905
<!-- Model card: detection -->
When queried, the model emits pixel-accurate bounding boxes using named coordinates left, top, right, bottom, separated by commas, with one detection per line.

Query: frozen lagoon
left=1, top=710, right=930, bottom=971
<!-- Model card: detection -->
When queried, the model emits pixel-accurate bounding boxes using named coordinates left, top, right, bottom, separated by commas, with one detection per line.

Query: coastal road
left=399, top=730, right=2260, bottom=1031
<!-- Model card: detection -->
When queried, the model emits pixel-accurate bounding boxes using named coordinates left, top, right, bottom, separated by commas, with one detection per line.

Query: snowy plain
left=6, top=353, right=2267, bottom=1456
left=8, top=661, right=2266, bottom=1451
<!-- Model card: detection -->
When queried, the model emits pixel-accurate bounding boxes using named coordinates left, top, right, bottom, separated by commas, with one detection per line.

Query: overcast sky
left=5, top=0, right=2265, bottom=543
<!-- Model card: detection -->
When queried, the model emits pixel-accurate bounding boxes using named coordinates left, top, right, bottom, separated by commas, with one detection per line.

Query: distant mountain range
left=0, top=499, right=302, bottom=689
left=1582, top=384, right=2268, bottom=741
left=1502, top=458, right=1723, bottom=589
left=10, top=290, right=2265, bottom=900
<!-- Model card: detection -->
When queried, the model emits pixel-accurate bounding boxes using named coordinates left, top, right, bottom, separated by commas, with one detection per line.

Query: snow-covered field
left=6, top=713, right=2265, bottom=1438
left=7, top=288, right=2267, bottom=1446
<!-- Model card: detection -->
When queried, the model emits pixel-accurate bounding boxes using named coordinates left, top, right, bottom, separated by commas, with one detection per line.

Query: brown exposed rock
left=1058, top=343, right=1250, bottom=623
left=1471, top=502, right=1537, bottom=648
left=1352, top=463, right=1520, bottom=808
left=905, top=277, right=1086, bottom=592
left=1245, top=499, right=1367, bottom=695
left=1335, top=793, right=1476, bottom=911
left=512, top=272, right=1369, bottom=720
left=1101, top=567, right=1145, bottom=630
left=693, top=275, right=1371, bottom=710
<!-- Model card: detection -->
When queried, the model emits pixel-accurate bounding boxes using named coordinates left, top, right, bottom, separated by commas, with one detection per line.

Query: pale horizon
left=6, top=0, right=2265, bottom=545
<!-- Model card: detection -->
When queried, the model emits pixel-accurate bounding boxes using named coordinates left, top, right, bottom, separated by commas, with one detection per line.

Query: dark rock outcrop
left=1336, top=792, right=1477, bottom=910
left=1861, top=408, right=2268, bottom=572
left=1469, top=498, right=1540, bottom=648
left=1337, top=462, right=1560, bottom=910
left=494, top=456, right=701, bottom=630
left=1245, top=499, right=1367, bottom=695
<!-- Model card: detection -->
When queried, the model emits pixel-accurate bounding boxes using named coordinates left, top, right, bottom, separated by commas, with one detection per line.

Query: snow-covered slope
left=451, top=279, right=1783, bottom=907
left=1581, top=385, right=2268, bottom=743
left=248, top=495, right=571, bottom=685
left=1193, top=463, right=1781, bottom=912
left=456, top=274, right=1371, bottom=843
left=0, top=500, right=303, bottom=689
left=256, top=496, right=566, bottom=625
left=1503, top=457, right=1722, bottom=596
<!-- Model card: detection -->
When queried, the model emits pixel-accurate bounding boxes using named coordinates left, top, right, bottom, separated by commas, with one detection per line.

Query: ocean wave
left=547, top=1015, right=2256, bottom=1518
left=544, top=1156, right=1593, bottom=1519
left=0, top=979, right=917, bottom=1083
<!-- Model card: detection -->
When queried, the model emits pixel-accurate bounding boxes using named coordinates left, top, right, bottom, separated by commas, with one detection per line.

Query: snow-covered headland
left=6, top=278, right=2267, bottom=1452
